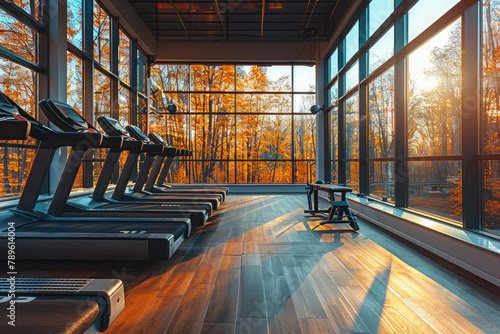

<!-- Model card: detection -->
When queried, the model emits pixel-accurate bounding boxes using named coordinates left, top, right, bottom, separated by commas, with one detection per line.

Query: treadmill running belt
left=16, top=222, right=187, bottom=239
left=0, top=298, right=99, bottom=334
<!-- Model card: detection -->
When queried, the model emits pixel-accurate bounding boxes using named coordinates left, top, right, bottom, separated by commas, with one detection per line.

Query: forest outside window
left=93, top=0, right=111, bottom=69
left=67, top=0, right=83, bottom=49
left=151, top=64, right=316, bottom=184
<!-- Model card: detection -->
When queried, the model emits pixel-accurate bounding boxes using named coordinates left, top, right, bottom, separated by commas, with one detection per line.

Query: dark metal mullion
left=291, top=67, right=295, bottom=183
left=359, top=7, right=368, bottom=195
left=338, top=39, right=346, bottom=186
left=0, top=45, right=46, bottom=73
left=462, top=1, right=480, bottom=229
left=83, top=0, right=94, bottom=188
left=130, top=38, right=138, bottom=181
left=406, top=156, right=463, bottom=161
left=394, top=11, right=407, bottom=208
left=110, top=16, right=120, bottom=184
left=0, top=0, right=46, bottom=31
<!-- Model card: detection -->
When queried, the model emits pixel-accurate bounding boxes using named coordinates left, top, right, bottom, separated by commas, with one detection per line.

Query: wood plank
left=167, top=284, right=213, bottom=334
left=201, top=323, right=235, bottom=334
left=263, top=275, right=301, bottom=334
left=192, top=255, right=222, bottom=285
left=130, top=295, right=183, bottom=334
left=298, top=319, right=336, bottom=334
left=238, top=255, right=266, bottom=319
left=204, top=269, right=240, bottom=324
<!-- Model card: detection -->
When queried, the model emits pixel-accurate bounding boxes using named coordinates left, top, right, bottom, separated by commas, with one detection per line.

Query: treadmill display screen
left=55, top=103, right=89, bottom=130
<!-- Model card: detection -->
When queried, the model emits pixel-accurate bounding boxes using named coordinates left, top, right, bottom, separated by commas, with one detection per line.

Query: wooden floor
left=7, top=194, right=500, bottom=334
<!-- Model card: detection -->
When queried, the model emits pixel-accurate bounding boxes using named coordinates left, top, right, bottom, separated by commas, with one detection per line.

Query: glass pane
left=0, top=146, right=36, bottom=197
left=330, top=107, right=338, bottom=160
left=137, top=50, right=147, bottom=94
left=236, top=94, right=291, bottom=113
left=93, top=70, right=111, bottom=186
left=294, top=161, right=315, bottom=183
left=93, top=1, right=111, bottom=69
left=407, top=18, right=461, bottom=157
left=331, top=161, right=338, bottom=184
left=191, top=94, right=235, bottom=113
left=137, top=97, right=147, bottom=133
left=236, top=65, right=291, bottom=92
left=483, top=1, right=500, bottom=154
left=191, top=65, right=235, bottom=91
left=328, top=48, right=338, bottom=82
left=345, top=21, right=359, bottom=63
left=10, top=0, right=39, bottom=20
left=236, top=161, right=292, bottom=183
left=294, top=115, right=316, bottom=160
left=192, top=161, right=234, bottom=184
left=0, top=49, right=37, bottom=197
left=94, top=70, right=111, bottom=122
left=163, top=114, right=190, bottom=149
left=0, top=8, right=36, bottom=62
left=368, top=66, right=394, bottom=158
left=169, top=160, right=189, bottom=183
left=294, top=94, right=315, bottom=113
left=483, top=160, right=500, bottom=233
left=118, top=85, right=130, bottom=126
left=409, top=160, right=462, bottom=223
left=236, top=115, right=292, bottom=160
left=67, top=0, right=83, bottom=48
left=191, top=114, right=235, bottom=160
left=67, top=52, right=83, bottom=114
left=408, top=0, right=459, bottom=42
left=345, top=61, right=359, bottom=93
left=369, top=0, right=393, bottom=37
left=293, top=65, right=315, bottom=92
left=345, top=93, right=359, bottom=160
left=369, top=26, right=394, bottom=74
left=151, top=64, right=189, bottom=92
left=0, top=56, right=36, bottom=116
left=119, top=30, right=130, bottom=84
left=329, top=81, right=338, bottom=107
left=346, top=161, right=359, bottom=192
left=159, top=92, right=187, bottom=113
left=369, top=161, right=394, bottom=201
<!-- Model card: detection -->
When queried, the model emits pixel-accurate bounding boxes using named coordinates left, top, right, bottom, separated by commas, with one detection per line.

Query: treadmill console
left=126, top=125, right=151, bottom=143
left=97, top=116, right=131, bottom=139
left=148, top=132, right=170, bottom=146
left=39, top=99, right=94, bottom=133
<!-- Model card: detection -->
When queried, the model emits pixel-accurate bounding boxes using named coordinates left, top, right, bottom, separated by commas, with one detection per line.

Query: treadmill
left=0, top=91, right=190, bottom=260
left=0, top=109, right=124, bottom=333
left=37, top=99, right=210, bottom=226
left=142, top=132, right=229, bottom=200
left=118, top=125, right=224, bottom=210
left=99, top=122, right=223, bottom=210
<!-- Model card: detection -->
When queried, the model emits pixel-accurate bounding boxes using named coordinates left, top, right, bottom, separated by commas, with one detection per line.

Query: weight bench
left=305, top=183, right=360, bottom=231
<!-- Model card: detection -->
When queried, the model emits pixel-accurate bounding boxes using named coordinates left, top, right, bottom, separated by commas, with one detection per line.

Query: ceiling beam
left=214, top=0, right=227, bottom=41
left=169, top=0, right=192, bottom=43
left=261, top=0, right=265, bottom=37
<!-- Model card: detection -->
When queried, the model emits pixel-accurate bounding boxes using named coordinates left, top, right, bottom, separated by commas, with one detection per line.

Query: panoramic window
left=10, top=0, right=39, bottom=20
left=328, top=48, right=338, bottom=82
left=368, top=67, right=394, bottom=200
left=408, top=0, right=459, bottom=42
left=345, top=21, right=359, bottom=64
left=67, top=0, right=83, bottom=49
left=407, top=18, right=462, bottom=222
left=93, top=0, right=111, bottom=69
left=0, top=3, right=38, bottom=198
left=93, top=70, right=111, bottom=186
left=482, top=0, right=500, bottom=234
left=344, top=61, right=359, bottom=94
left=67, top=51, right=83, bottom=114
left=151, top=64, right=316, bottom=184
left=330, top=107, right=338, bottom=184
left=368, top=0, right=393, bottom=37
left=0, top=8, right=36, bottom=62
left=119, top=30, right=130, bottom=84
left=369, top=26, right=394, bottom=74
left=345, top=93, right=359, bottom=191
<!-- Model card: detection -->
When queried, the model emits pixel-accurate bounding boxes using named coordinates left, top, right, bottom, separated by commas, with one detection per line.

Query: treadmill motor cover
left=125, top=125, right=150, bottom=142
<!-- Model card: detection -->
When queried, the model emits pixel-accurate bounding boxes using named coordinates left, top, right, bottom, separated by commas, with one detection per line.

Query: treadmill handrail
left=100, top=135, right=123, bottom=149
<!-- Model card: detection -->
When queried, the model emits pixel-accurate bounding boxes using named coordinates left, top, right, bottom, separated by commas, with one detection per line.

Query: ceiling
left=127, top=0, right=351, bottom=43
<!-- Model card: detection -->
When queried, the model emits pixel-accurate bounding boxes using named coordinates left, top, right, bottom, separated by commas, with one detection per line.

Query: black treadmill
left=37, top=100, right=210, bottom=226
left=142, top=132, right=229, bottom=200
left=0, top=91, right=189, bottom=260
left=99, top=122, right=223, bottom=210
left=0, top=107, right=125, bottom=333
